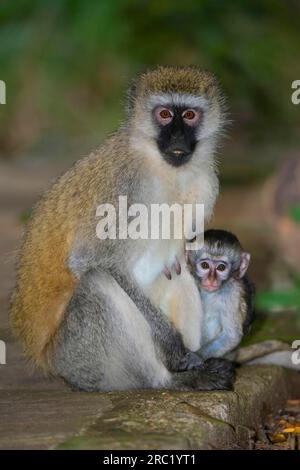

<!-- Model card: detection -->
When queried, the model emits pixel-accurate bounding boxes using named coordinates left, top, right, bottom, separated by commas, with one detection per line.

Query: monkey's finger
left=163, top=265, right=172, bottom=280
left=174, top=257, right=181, bottom=275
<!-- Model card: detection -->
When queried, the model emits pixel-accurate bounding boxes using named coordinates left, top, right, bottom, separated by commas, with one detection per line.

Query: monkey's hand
left=159, top=330, right=204, bottom=372
left=177, top=351, right=204, bottom=371
left=163, top=256, right=181, bottom=280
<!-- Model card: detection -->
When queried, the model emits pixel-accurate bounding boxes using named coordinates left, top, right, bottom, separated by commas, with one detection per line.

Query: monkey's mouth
left=162, top=149, right=193, bottom=167
left=201, top=283, right=219, bottom=292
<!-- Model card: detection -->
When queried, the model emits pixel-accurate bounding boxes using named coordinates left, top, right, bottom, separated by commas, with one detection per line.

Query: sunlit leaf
left=282, top=427, right=300, bottom=433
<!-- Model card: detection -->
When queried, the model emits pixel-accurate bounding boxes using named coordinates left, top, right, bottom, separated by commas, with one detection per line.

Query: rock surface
left=0, top=366, right=292, bottom=450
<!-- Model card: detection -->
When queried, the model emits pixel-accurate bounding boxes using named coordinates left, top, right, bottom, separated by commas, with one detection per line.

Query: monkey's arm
left=113, top=270, right=203, bottom=372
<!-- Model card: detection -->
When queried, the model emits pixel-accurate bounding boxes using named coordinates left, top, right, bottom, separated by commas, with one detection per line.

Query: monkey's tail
left=246, top=351, right=300, bottom=370
left=232, top=340, right=300, bottom=371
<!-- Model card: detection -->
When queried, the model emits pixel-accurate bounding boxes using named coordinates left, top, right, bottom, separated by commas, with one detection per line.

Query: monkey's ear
left=239, top=252, right=251, bottom=278
left=126, top=79, right=138, bottom=114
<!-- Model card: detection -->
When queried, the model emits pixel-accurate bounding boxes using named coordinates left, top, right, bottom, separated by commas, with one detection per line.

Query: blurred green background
left=0, top=0, right=300, bottom=180
left=0, top=0, right=300, bottom=341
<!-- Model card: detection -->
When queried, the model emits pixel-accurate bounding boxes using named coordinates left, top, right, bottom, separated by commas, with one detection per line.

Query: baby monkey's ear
left=238, top=252, right=251, bottom=278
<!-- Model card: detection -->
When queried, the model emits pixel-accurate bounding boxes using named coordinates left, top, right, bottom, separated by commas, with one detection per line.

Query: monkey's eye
left=182, top=109, right=201, bottom=126
left=160, top=109, right=172, bottom=119
left=183, top=110, right=195, bottom=120
left=200, top=261, right=210, bottom=270
left=155, top=107, right=173, bottom=125
left=217, top=263, right=226, bottom=272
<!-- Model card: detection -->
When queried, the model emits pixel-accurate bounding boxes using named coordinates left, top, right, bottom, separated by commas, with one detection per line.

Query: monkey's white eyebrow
left=198, top=255, right=229, bottom=263
left=213, top=257, right=229, bottom=264
left=146, top=93, right=209, bottom=111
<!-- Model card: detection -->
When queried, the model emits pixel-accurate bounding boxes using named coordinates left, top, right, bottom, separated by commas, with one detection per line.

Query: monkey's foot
left=172, top=357, right=236, bottom=391
left=202, top=358, right=236, bottom=390
left=163, top=257, right=181, bottom=280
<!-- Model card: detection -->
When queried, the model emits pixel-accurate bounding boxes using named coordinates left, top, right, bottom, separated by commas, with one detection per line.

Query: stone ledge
left=58, top=366, right=290, bottom=450
left=0, top=365, right=294, bottom=450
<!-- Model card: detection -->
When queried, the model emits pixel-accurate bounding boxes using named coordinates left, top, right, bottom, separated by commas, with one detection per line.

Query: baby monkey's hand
left=163, top=256, right=181, bottom=280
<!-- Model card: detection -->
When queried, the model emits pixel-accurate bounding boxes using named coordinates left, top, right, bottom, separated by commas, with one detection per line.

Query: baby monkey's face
left=188, top=246, right=250, bottom=293
left=195, top=255, right=231, bottom=292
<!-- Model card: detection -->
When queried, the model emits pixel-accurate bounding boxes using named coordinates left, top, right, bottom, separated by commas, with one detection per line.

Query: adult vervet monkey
left=11, top=66, right=234, bottom=391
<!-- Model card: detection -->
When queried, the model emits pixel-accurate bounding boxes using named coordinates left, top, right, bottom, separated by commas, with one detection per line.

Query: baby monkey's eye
left=217, top=263, right=226, bottom=272
left=200, top=261, right=210, bottom=270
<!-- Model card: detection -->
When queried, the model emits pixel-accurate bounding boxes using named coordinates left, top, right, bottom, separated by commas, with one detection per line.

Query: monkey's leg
left=52, top=270, right=170, bottom=391
left=111, top=270, right=203, bottom=372
left=200, top=332, right=242, bottom=360
left=52, top=270, right=235, bottom=391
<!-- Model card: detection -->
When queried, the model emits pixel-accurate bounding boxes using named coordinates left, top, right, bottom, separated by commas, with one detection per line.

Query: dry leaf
left=270, top=433, right=287, bottom=443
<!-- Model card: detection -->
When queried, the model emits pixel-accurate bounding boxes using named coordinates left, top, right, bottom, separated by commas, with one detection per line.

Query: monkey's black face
left=153, top=105, right=202, bottom=167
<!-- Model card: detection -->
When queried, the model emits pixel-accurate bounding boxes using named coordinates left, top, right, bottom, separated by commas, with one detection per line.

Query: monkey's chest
left=201, top=295, right=223, bottom=345
left=202, top=314, right=222, bottom=345
left=132, top=239, right=183, bottom=286
left=133, top=248, right=202, bottom=351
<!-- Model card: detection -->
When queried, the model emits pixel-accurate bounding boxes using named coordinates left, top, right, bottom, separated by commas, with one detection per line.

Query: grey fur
left=248, top=351, right=300, bottom=370
left=53, top=270, right=235, bottom=391
left=199, top=279, right=245, bottom=359
left=188, top=230, right=255, bottom=360
left=38, top=67, right=234, bottom=392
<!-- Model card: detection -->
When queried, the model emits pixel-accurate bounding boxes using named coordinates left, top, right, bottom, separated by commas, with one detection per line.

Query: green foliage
left=257, top=289, right=300, bottom=311
left=290, top=204, right=300, bottom=225
left=0, top=0, right=299, bottom=158
left=0, top=0, right=300, bottom=162
left=241, top=310, right=300, bottom=346
left=257, top=203, right=300, bottom=314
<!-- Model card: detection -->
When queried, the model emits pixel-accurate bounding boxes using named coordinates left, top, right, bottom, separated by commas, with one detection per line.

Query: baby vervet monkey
left=187, top=229, right=255, bottom=360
